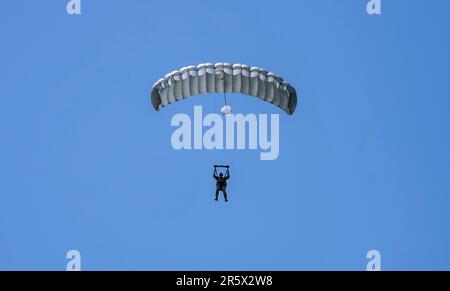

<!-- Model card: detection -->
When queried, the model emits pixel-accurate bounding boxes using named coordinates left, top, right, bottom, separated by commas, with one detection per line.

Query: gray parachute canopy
left=151, top=63, right=298, bottom=115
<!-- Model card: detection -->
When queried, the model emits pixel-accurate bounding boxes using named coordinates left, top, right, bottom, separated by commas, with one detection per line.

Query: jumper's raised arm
left=225, top=168, right=230, bottom=179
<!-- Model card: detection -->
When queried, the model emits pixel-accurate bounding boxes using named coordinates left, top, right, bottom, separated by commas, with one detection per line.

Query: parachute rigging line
left=221, top=73, right=228, bottom=107
left=223, top=91, right=228, bottom=107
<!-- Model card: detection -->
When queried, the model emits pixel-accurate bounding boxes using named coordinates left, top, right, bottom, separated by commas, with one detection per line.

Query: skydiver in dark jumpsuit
left=213, top=167, right=230, bottom=202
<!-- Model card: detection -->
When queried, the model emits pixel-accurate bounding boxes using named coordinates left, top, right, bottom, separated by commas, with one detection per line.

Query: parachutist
left=213, top=166, right=230, bottom=202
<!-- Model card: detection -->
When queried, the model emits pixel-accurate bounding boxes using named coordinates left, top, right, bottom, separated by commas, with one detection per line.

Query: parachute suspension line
left=223, top=91, right=228, bottom=107
left=218, top=71, right=232, bottom=115
left=220, top=73, right=228, bottom=107
left=220, top=73, right=231, bottom=115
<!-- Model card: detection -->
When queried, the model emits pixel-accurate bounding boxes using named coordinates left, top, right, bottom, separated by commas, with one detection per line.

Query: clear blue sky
left=1, top=1, right=450, bottom=270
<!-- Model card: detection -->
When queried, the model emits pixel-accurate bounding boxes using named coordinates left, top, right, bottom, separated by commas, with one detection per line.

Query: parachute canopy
left=151, top=63, right=297, bottom=115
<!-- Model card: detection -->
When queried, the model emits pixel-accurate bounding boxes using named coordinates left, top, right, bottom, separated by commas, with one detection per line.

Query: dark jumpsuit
left=214, top=173, right=229, bottom=201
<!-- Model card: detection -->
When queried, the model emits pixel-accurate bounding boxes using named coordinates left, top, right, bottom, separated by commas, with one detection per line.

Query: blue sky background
left=1, top=0, right=450, bottom=270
